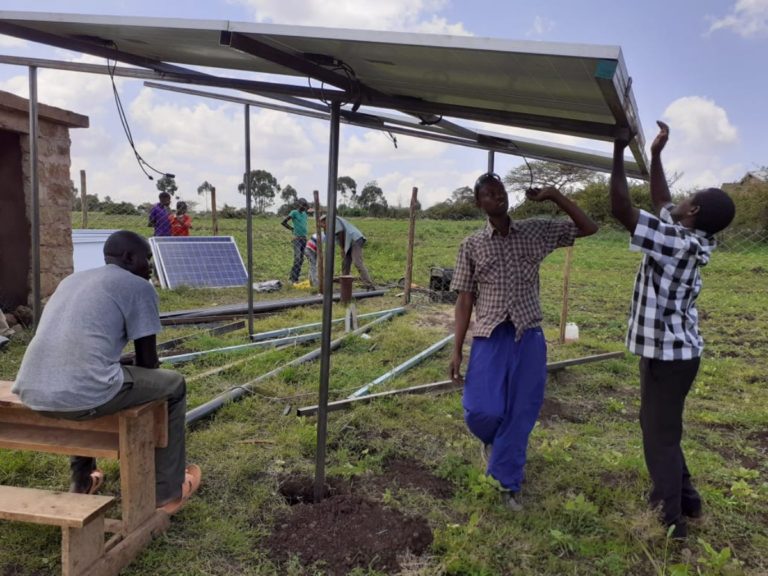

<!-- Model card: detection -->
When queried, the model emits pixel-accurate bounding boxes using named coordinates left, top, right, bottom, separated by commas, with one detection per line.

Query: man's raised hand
left=651, top=121, right=669, bottom=156
left=525, top=186, right=558, bottom=202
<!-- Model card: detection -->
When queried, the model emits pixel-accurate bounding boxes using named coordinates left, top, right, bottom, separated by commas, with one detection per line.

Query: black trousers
left=639, top=356, right=702, bottom=526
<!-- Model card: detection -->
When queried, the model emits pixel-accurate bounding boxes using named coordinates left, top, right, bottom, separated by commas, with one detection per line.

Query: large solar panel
left=149, top=236, right=248, bottom=289
left=0, top=11, right=648, bottom=172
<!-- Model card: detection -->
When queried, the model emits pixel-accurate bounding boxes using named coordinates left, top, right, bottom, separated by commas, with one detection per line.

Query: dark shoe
left=501, top=491, right=523, bottom=512
left=682, top=500, right=702, bottom=519
left=667, top=519, right=688, bottom=540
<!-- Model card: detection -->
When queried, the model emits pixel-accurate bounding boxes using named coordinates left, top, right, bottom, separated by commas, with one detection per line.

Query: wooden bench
left=0, top=485, right=114, bottom=576
left=0, top=380, right=172, bottom=575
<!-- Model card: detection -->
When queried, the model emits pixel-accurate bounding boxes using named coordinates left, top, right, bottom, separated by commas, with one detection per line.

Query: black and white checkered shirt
left=451, top=218, right=576, bottom=340
left=627, top=204, right=715, bottom=360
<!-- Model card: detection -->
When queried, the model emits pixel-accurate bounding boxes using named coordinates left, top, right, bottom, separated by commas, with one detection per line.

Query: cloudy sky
left=0, top=0, right=765, bottom=209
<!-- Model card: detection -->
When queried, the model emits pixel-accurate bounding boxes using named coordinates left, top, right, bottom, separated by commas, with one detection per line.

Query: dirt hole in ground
left=270, top=461, right=448, bottom=574
left=267, top=490, right=432, bottom=575
left=539, top=397, right=587, bottom=425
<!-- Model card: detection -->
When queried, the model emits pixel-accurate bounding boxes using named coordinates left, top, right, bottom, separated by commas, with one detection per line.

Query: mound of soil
left=267, top=494, right=432, bottom=575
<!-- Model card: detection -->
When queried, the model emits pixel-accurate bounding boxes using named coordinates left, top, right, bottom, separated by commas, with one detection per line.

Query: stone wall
left=21, top=121, right=76, bottom=298
left=0, top=90, right=88, bottom=307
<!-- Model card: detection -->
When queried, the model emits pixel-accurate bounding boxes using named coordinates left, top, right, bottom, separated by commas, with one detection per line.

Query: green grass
left=1, top=217, right=766, bottom=575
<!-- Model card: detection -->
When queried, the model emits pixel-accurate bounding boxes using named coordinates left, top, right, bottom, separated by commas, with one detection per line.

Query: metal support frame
left=28, top=66, right=41, bottom=328
left=487, top=150, right=495, bottom=174
left=244, top=105, right=254, bottom=338
left=142, top=81, right=648, bottom=178
left=314, top=101, right=340, bottom=501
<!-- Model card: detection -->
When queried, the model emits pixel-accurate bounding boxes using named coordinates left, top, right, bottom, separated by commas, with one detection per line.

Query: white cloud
left=527, top=15, right=556, bottom=38
left=659, top=96, right=743, bottom=190
left=232, top=0, right=469, bottom=33
left=0, top=35, right=27, bottom=48
left=709, top=0, right=768, bottom=37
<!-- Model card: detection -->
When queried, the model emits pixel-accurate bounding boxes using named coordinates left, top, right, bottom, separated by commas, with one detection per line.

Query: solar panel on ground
left=149, top=236, right=248, bottom=289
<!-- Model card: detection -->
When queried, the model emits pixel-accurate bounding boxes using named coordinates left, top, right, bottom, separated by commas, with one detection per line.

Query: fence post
left=403, top=187, right=418, bottom=305
left=79, top=169, right=87, bottom=228
left=211, top=187, right=218, bottom=236
left=313, top=189, right=323, bottom=294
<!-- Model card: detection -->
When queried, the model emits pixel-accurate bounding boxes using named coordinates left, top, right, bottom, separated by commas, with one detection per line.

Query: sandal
left=158, top=464, right=202, bottom=515
left=70, top=469, right=105, bottom=495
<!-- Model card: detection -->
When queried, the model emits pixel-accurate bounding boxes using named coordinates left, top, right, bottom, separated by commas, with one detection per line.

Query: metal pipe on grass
left=348, top=334, right=454, bottom=399
left=249, top=307, right=405, bottom=342
left=161, top=330, right=323, bottom=365
left=185, top=309, right=402, bottom=426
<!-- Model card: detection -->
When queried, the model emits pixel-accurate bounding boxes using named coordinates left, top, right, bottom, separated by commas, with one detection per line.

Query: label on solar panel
left=149, top=236, right=248, bottom=289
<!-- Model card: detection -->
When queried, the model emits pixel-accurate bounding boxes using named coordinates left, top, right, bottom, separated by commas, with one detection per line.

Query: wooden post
left=210, top=187, right=218, bottom=236
left=79, top=169, right=87, bottom=229
left=403, top=187, right=418, bottom=305
left=558, top=246, right=574, bottom=344
left=313, top=189, right=323, bottom=294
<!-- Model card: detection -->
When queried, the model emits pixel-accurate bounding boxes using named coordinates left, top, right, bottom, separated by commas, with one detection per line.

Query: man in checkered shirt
left=449, top=172, right=598, bottom=511
left=611, top=121, right=735, bottom=538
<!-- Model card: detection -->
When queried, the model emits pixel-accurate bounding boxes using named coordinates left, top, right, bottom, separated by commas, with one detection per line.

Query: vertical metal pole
left=487, top=150, right=495, bottom=173
left=314, top=101, right=340, bottom=502
left=79, top=169, right=87, bottom=228
left=244, top=105, right=254, bottom=337
left=29, top=66, right=41, bottom=329
left=403, top=187, right=418, bottom=305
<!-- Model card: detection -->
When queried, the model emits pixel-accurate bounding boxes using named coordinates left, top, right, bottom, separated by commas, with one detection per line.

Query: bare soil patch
left=539, top=397, right=587, bottom=425
left=362, top=457, right=454, bottom=500
left=267, top=488, right=432, bottom=575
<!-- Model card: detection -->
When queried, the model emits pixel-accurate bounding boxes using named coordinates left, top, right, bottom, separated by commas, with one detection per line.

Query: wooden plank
left=62, top=515, right=105, bottom=576
left=0, top=485, right=113, bottom=528
left=82, top=511, right=170, bottom=576
left=119, top=409, right=156, bottom=533
left=0, top=409, right=121, bottom=433
left=0, top=423, right=119, bottom=458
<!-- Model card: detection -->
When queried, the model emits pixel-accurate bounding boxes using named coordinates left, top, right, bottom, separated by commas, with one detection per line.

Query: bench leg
left=119, top=409, right=156, bottom=533
left=62, top=515, right=105, bottom=576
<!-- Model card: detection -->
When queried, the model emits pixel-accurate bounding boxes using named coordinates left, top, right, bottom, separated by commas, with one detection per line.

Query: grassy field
left=1, top=216, right=766, bottom=575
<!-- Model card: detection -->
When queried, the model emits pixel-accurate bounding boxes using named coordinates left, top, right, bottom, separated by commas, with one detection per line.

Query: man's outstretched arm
left=650, top=120, right=672, bottom=213
left=526, top=187, right=598, bottom=237
left=610, top=131, right=639, bottom=233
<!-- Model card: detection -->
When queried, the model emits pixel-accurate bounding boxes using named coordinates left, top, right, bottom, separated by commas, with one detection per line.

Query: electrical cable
left=106, top=43, right=175, bottom=182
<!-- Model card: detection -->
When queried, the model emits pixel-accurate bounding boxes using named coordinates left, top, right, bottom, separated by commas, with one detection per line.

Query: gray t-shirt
left=13, top=264, right=161, bottom=411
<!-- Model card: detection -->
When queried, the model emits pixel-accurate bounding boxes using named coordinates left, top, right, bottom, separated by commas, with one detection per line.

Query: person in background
left=449, top=172, right=598, bottom=512
left=281, top=198, right=310, bottom=285
left=319, top=215, right=374, bottom=287
left=304, top=231, right=326, bottom=288
left=170, top=201, right=192, bottom=237
left=13, top=230, right=201, bottom=515
left=610, top=121, right=736, bottom=538
left=148, top=191, right=172, bottom=237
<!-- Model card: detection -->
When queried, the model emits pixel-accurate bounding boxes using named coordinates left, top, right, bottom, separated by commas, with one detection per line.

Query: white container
left=564, top=322, right=579, bottom=342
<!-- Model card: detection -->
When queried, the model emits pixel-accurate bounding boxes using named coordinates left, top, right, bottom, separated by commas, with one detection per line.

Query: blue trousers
left=463, top=322, right=547, bottom=492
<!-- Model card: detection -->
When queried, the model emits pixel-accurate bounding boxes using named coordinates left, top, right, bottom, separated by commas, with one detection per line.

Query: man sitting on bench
left=12, top=230, right=201, bottom=515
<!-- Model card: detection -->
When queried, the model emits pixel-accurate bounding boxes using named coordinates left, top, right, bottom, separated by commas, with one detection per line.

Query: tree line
left=70, top=163, right=768, bottom=233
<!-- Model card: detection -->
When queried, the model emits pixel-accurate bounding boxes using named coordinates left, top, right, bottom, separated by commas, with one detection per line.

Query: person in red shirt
left=170, top=201, right=192, bottom=237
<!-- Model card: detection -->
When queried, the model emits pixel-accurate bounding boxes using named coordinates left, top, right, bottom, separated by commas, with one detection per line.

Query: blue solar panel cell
left=149, top=236, right=248, bottom=289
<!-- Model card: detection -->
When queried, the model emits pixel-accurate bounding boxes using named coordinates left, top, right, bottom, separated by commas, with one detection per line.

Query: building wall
left=0, top=105, right=77, bottom=307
